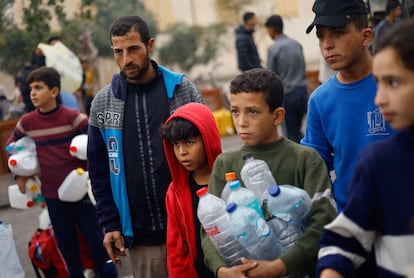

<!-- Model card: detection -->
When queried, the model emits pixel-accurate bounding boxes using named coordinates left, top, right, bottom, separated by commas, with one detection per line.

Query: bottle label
left=205, top=226, right=220, bottom=237
left=256, top=218, right=271, bottom=237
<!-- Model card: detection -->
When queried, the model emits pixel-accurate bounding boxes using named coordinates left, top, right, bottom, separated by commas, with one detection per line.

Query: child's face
left=230, top=92, right=281, bottom=146
left=316, top=23, right=371, bottom=72
left=173, top=136, right=209, bottom=173
left=374, top=47, right=414, bottom=129
left=29, top=81, right=58, bottom=113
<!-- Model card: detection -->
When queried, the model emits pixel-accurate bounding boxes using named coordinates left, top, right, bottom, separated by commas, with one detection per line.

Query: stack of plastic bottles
left=197, top=153, right=313, bottom=266
left=226, top=202, right=283, bottom=260
left=240, top=154, right=312, bottom=251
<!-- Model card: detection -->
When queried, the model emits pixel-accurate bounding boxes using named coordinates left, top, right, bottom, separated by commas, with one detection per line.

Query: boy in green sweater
left=201, top=68, right=337, bottom=278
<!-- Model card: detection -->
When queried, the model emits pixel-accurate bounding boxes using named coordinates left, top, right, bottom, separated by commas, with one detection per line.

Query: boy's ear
left=51, top=87, right=59, bottom=98
left=272, top=107, right=285, bottom=126
left=361, top=27, right=373, bottom=47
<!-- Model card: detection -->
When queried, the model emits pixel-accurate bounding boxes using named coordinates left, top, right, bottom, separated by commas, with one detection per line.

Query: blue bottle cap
left=229, top=180, right=241, bottom=190
left=226, top=202, right=237, bottom=213
left=268, top=184, right=281, bottom=197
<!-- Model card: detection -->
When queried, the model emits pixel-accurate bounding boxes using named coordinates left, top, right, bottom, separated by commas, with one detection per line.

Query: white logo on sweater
left=367, top=108, right=387, bottom=134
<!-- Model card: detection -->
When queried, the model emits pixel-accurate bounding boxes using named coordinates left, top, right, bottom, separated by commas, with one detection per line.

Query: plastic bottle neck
left=229, top=180, right=241, bottom=191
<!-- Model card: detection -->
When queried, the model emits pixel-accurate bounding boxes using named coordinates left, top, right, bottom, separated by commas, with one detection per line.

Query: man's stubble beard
left=123, top=54, right=151, bottom=83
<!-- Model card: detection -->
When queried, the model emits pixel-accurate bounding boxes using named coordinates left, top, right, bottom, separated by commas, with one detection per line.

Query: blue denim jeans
left=45, top=196, right=117, bottom=277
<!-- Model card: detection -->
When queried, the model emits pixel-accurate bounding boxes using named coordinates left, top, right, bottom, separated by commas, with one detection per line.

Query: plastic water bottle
left=240, top=153, right=277, bottom=202
left=226, top=202, right=283, bottom=261
left=196, top=187, right=250, bottom=266
left=226, top=180, right=264, bottom=218
left=58, top=168, right=89, bottom=202
left=220, top=172, right=237, bottom=202
left=262, top=184, right=311, bottom=250
left=69, top=134, right=88, bottom=160
left=263, top=184, right=311, bottom=224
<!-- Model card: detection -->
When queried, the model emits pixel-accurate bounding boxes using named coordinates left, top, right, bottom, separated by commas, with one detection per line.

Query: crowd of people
left=4, top=0, right=414, bottom=277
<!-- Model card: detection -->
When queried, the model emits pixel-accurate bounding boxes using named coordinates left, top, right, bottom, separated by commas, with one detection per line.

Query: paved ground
left=0, top=134, right=243, bottom=278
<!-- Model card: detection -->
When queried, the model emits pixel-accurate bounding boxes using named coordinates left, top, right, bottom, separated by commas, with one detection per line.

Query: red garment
left=163, top=103, right=222, bottom=278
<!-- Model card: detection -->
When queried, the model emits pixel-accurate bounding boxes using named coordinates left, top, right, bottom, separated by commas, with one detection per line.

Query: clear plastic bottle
left=240, top=153, right=277, bottom=202
left=263, top=184, right=311, bottom=224
left=196, top=187, right=250, bottom=266
left=226, top=180, right=264, bottom=218
left=226, top=202, right=283, bottom=261
left=262, top=184, right=312, bottom=250
left=220, top=172, right=237, bottom=202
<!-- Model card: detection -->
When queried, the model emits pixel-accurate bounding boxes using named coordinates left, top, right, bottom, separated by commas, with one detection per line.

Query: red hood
left=163, top=103, right=222, bottom=190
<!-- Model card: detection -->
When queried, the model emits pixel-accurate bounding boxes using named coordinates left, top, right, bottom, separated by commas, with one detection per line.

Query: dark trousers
left=284, top=88, right=308, bottom=143
left=45, top=196, right=117, bottom=277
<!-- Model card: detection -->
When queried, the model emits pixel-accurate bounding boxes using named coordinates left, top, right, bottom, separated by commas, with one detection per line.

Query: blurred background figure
left=0, top=85, right=11, bottom=121
left=265, top=14, right=308, bottom=143
left=235, top=12, right=262, bottom=72
left=77, top=57, right=96, bottom=116
left=373, top=1, right=402, bottom=51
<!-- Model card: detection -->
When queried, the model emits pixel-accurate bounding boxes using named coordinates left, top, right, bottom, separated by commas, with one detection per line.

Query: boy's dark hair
left=110, top=15, right=150, bottom=45
left=162, top=118, right=201, bottom=143
left=265, top=15, right=283, bottom=33
left=410, top=5, right=414, bottom=18
left=374, top=22, right=414, bottom=72
left=27, top=67, right=61, bottom=91
left=243, top=12, right=255, bottom=23
left=351, top=14, right=369, bottom=30
left=230, top=68, right=284, bottom=112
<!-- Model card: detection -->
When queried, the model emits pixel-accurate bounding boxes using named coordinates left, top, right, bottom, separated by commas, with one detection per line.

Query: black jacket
left=235, top=25, right=261, bottom=71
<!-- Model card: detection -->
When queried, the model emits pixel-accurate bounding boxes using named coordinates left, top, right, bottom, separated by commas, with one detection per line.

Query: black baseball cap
left=306, top=0, right=368, bottom=34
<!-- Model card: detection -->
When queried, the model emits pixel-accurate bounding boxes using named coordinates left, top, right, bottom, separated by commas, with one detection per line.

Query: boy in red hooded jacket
left=162, top=102, right=222, bottom=277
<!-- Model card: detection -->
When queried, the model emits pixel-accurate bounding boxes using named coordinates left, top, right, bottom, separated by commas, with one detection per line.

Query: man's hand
left=103, top=231, right=126, bottom=265
left=241, top=258, right=288, bottom=278
left=217, top=260, right=258, bottom=278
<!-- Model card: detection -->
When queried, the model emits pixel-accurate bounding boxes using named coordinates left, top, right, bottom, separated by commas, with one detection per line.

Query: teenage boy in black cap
left=301, top=0, right=394, bottom=213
